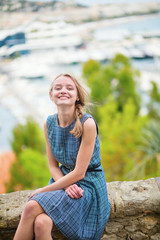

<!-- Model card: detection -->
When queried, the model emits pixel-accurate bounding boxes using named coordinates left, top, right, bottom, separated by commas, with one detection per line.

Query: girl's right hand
left=65, top=184, right=83, bottom=199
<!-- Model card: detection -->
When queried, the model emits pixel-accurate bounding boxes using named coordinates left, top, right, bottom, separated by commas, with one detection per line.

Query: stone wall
left=0, top=178, right=160, bottom=240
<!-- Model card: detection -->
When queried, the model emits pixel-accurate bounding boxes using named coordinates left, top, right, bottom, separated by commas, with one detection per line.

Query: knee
left=22, top=200, right=39, bottom=219
left=34, top=215, right=52, bottom=237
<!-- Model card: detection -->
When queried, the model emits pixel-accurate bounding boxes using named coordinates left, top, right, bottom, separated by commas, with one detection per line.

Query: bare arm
left=44, top=121, right=64, bottom=181
left=31, top=118, right=97, bottom=196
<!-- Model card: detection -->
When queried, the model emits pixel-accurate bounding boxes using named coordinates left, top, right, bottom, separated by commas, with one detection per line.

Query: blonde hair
left=50, top=73, right=89, bottom=138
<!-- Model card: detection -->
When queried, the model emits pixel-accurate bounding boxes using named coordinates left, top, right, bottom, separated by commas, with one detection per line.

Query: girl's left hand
left=29, top=188, right=43, bottom=199
left=65, top=184, right=83, bottom=199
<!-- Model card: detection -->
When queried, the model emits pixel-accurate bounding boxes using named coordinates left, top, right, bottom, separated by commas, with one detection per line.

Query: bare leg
left=34, top=213, right=53, bottom=240
left=14, top=200, right=44, bottom=240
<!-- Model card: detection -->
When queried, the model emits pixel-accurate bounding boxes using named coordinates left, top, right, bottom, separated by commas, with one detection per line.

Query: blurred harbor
left=0, top=0, right=160, bottom=151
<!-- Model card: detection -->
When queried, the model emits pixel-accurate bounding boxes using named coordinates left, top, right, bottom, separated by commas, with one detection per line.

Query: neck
left=57, top=106, right=75, bottom=127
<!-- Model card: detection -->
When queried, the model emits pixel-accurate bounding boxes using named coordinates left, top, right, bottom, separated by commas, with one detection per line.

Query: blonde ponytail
left=70, top=103, right=84, bottom=138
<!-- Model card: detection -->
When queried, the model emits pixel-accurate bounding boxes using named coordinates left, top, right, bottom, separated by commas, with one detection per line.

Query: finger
left=67, top=186, right=81, bottom=199
left=71, top=185, right=82, bottom=198
left=69, top=188, right=79, bottom=199
left=73, top=184, right=83, bottom=192
left=78, top=189, right=83, bottom=198
left=74, top=185, right=83, bottom=197
left=71, top=186, right=83, bottom=198
left=66, top=189, right=76, bottom=199
left=65, top=185, right=83, bottom=199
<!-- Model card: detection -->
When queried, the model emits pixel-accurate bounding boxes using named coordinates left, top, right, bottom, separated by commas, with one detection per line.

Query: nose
left=60, top=86, right=67, bottom=94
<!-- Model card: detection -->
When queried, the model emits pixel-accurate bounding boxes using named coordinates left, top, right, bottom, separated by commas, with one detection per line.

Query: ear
left=49, top=91, right=52, bottom=100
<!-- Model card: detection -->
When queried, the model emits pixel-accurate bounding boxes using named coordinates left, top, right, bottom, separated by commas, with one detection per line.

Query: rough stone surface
left=0, top=178, right=160, bottom=240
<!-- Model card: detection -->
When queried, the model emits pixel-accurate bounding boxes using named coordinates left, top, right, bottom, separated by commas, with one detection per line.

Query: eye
left=55, top=86, right=61, bottom=90
left=67, top=85, right=74, bottom=90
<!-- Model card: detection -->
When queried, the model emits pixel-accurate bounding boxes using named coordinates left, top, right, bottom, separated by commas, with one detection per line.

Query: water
left=132, top=58, right=160, bottom=72
left=94, top=15, right=160, bottom=42
left=97, top=16, right=160, bottom=33
left=0, top=106, right=16, bottom=152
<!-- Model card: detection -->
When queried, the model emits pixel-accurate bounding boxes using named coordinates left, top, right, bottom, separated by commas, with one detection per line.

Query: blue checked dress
left=30, top=113, right=111, bottom=240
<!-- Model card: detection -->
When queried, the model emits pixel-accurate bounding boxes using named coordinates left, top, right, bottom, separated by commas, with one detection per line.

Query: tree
left=127, top=120, right=160, bottom=179
left=11, top=118, right=46, bottom=156
left=6, top=118, right=49, bottom=192
left=83, top=59, right=101, bottom=79
left=147, top=81, right=160, bottom=120
left=6, top=148, right=50, bottom=192
left=98, top=98, right=148, bottom=181
left=110, top=54, right=140, bottom=112
left=82, top=54, right=158, bottom=181
left=83, top=54, right=141, bottom=115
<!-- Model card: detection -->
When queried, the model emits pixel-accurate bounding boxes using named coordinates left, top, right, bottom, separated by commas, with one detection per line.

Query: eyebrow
left=54, top=84, right=74, bottom=87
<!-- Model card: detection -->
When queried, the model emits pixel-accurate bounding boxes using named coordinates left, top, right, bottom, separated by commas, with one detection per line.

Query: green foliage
left=82, top=53, right=160, bottom=181
left=150, top=81, right=160, bottom=102
left=83, top=59, right=101, bottom=79
left=128, top=120, right=160, bottom=179
left=83, top=54, right=141, bottom=113
left=147, top=81, right=160, bottom=119
left=83, top=60, right=112, bottom=104
left=11, top=118, right=46, bottom=156
left=112, top=64, right=140, bottom=112
left=98, top=98, right=148, bottom=181
left=6, top=148, right=50, bottom=192
left=6, top=118, right=49, bottom=192
left=111, top=53, right=131, bottom=67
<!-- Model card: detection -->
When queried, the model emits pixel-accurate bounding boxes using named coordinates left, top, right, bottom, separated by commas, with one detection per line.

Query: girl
left=14, top=73, right=111, bottom=240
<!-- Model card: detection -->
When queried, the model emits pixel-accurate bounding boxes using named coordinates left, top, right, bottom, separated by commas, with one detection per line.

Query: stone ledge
left=0, top=178, right=160, bottom=240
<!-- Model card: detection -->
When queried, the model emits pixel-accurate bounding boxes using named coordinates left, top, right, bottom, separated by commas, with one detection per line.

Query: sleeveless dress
left=30, top=113, right=111, bottom=240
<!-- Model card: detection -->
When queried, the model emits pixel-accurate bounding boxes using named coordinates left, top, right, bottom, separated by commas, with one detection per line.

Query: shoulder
left=81, top=119, right=97, bottom=145
left=44, top=114, right=57, bottom=135
left=83, top=117, right=96, bottom=130
left=80, top=113, right=94, bottom=124
left=81, top=113, right=98, bottom=135
left=83, top=117, right=97, bottom=140
left=45, top=114, right=57, bottom=127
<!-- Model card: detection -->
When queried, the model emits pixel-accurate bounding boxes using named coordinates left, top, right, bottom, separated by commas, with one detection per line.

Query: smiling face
left=50, top=75, right=79, bottom=107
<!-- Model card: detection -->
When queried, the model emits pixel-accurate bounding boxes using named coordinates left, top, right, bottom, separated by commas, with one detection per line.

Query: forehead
left=53, top=76, right=76, bottom=86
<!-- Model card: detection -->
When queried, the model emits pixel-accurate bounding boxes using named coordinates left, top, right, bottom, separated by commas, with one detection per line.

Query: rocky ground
left=0, top=178, right=160, bottom=240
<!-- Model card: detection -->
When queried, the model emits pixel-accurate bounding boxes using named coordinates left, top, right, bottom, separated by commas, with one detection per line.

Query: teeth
left=59, top=96, right=68, bottom=99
